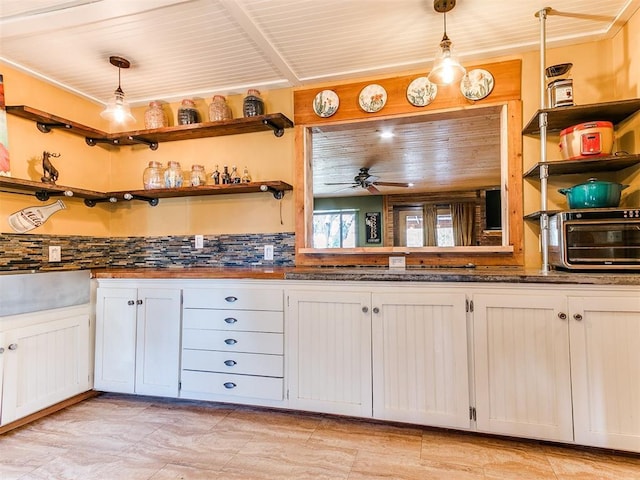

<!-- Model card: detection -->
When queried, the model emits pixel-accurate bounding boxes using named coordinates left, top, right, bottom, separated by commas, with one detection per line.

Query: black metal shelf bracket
left=84, top=196, right=118, bottom=207
left=34, top=190, right=74, bottom=201
left=126, top=136, right=159, bottom=151
left=122, top=192, right=159, bottom=206
left=262, top=119, right=285, bottom=137
left=86, top=137, right=121, bottom=147
left=259, top=184, right=285, bottom=199
left=36, top=122, right=73, bottom=133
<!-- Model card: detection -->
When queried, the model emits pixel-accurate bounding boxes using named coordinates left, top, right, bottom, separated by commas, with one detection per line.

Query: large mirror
left=309, top=104, right=508, bottom=250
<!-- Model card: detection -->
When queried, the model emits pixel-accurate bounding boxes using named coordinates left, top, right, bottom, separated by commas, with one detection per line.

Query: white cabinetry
left=372, top=292, right=470, bottom=429
left=0, top=305, right=91, bottom=426
left=180, top=286, right=285, bottom=405
left=94, top=286, right=181, bottom=397
left=569, top=295, right=640, bottom=452
left=472, top=292, right=573, bottom=442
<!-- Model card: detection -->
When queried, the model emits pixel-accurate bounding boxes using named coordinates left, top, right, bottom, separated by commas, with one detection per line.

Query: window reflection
left=313, top=210, right=357, bottom=248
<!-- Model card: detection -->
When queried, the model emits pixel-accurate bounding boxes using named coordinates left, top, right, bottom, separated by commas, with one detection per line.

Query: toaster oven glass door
left=565, top=221, right=640, bottom=265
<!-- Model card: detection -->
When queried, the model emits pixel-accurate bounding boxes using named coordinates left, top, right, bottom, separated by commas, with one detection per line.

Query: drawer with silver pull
left=180, top=370, right=283, bottom=400
left=182, top=329, right=283, bottom=355
left=183, top=309, right=283, bottom=333
left=182, top=288, right=283, bottom=311
left=182, top=349, right=283, bottom=377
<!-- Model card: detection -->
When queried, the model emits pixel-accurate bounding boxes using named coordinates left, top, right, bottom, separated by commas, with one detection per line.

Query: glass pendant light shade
left=100, top=56, right=135, bottom=125
left=427, top=33, right=466, bottom=85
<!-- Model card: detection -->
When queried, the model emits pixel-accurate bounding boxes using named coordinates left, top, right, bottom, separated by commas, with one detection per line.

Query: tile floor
left=1, top=393, right=639, bottom=480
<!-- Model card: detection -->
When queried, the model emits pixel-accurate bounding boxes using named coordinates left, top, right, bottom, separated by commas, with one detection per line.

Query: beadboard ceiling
left=1, top=0, right=638, bottom=107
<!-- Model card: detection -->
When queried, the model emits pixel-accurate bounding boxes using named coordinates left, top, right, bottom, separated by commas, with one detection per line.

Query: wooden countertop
left=91, top=267, right=289, bottom=280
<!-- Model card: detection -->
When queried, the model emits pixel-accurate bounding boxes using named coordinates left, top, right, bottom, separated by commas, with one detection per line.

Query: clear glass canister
left=142, top=160, right=163, bottom=189
left=243, top=89, right=265, bottom=117
left=163, top=161, right=184, bottom=188
left=209, top=95, right=232, bottom=122
left=144, top=101, right=167, bottom=129
left=177, top=99, right=200, bottom=125
left=189, top=164, right=207, bottom=186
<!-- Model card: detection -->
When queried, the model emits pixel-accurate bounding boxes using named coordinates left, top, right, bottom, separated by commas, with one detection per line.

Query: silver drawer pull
left=225, top=296, right=238, bottom=303
left=224, top=360, right=237, bottom=367
left=224, top=338, right=237, bottom=345
left=8, top=343, right=18, bottom=351
left=127, top=300, right=135, bottom=305
left=223, top=382, right=237, bottom=389
left=224, top=317, right=238, bottom=324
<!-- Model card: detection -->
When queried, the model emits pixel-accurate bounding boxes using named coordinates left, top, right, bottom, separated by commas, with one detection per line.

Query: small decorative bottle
left=177, top=99, right=200, bottom=125
left=230, top=165, right=241, bottom=184
left=243, top=89, right=265, bottom=117
left=208, top=95, right=232, bottom=122
left=144, top=101, right=167, bottom=129
left=241, top=166, right=251, bottom=183
left=163, top=161, right=184, bottom=188
left=8, top=200, right=66, bottom=233
left=142, top=160, right=163, bottom=189
left=221, top=165, right=231, bottom=184
left=210, top=164, right=220, bottom=185
left=189, top=164, right=207, bottom=186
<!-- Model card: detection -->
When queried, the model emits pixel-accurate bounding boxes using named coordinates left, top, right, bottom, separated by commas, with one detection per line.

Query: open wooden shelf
left=0, top=176, right=104, bottom=202
left=6, top=105, right=294, bottom=150
left=524, top=154, right=640, bottom=178
left=522, top=98, right=640, bottom=135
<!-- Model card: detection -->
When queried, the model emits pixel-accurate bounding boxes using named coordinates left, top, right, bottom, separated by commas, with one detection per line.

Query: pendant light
left=427, top=0, right=466, bottom=86
left=100, top=56, right=135, bottom=125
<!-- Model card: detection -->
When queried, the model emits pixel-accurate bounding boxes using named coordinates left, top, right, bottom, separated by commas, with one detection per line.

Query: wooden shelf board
left=0, top=177, right=104, bottom=200
left=107, top=181, right=293, bottom=200
left=523, top=98, right=640, bottom=135
left=524, top=210, right=561, bottom=221
left=6, top=105, right=106, bottom=138
left=523, top=154, right=640, bottom=178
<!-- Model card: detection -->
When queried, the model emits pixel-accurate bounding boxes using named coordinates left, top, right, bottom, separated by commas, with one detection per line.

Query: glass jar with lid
left=163, top=161, right=184, bottom=188
left=177, top=99, right=200, bottom=125
left=142, top=160, right=163, bottom=189
left=189, top=164, right=207, bottom=187
left=144, top=101, right=167, bottom=129
left=243, top=89, right=265, bottom=117
left=209, top=95, right=232, bottom=122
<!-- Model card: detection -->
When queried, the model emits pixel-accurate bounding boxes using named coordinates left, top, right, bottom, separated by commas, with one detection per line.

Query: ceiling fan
left=325, top=167, right=412, bottom=194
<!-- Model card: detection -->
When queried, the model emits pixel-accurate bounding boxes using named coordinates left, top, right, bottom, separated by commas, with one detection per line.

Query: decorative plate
left=460, top=69, right=495, bottom=101
left=313, top=90, right=339, bottom=118
left=358, top=84, right=387, bottom=113
left=406, top=77, right=437, bottom=107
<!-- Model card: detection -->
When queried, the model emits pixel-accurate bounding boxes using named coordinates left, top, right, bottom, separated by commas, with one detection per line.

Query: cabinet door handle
left=127, top=300, right=135, bottom=306
left=136, top=299, right=143, bottom=305
left=224, top=338, right=237, bottom=345
left=573, top=313, right=583, bottom=321
left=8, top=343, right=18, bottom=351
left=223, top=382, right=237, bottom=389
left=362, top=306, right=369, bottom=313
left=224, top=317, right=238, bottom=324
left=225, top=296, right=238, bottom=303
left=558, top=312, right=567, bottom=320
left=373, top=307, right=380, bottom=314
left=224, top=360, right=237, bottom=367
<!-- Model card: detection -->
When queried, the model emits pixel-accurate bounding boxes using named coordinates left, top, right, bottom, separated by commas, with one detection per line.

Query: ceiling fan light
left=427, top=35, right=466, bottom=85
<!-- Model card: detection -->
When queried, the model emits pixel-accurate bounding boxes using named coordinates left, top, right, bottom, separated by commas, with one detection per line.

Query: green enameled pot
left=558, top=178, right=628, bottom=209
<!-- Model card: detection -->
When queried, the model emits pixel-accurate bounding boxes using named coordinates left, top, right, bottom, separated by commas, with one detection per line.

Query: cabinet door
left=372, top=292, right=470, bottom=429
left=287, top=290, right=372, bottom=417
left=473, top=293, right=573, bottom=442
left=1, top=310, right=90, bottom=425
left=94, top=287, right=137, bottom=393
left=569, top=296, right=640, bottom=453
left=135, top=288, right=182, bottom=397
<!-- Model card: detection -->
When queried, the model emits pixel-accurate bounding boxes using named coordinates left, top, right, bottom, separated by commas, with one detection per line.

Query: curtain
left=423, top=204, right=437, bottom=246
left=452, top=202, right=475, bottom=246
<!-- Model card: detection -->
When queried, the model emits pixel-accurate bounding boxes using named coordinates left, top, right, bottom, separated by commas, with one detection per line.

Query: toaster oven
left=549, top=208, right=640, bottom=270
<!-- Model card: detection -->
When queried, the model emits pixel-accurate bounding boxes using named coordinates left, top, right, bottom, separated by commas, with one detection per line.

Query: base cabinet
left=1, top=305, right=91, bottom=426
left=94, top=287, right=181, bottom=397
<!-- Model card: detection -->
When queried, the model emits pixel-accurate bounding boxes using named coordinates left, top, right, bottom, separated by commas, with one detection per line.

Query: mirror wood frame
left=293, top=60, right=524, bottom=267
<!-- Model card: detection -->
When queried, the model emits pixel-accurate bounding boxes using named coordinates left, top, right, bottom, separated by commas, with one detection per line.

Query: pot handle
left=558, top=188, right=568, bottom=196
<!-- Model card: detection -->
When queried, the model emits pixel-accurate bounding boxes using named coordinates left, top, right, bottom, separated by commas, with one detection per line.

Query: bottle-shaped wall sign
left=8, top=200, right=66, bottom=233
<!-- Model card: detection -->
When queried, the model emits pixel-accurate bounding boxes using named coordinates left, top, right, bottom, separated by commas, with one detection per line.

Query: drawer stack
left=180, top=287, right=284, bottom=401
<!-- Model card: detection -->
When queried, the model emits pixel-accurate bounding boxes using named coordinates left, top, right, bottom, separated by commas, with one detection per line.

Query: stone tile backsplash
left=0, top=232, right=295, bottom=271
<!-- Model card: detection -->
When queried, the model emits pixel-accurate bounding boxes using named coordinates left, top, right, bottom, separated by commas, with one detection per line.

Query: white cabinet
left=94, top=287, right=181, bottom=397
left=472, top=293, right=573, bottom=442
left=1, top=305, right=91, bottom=426
left=180, top=286, right=285, bottom=405
left=372, top=292, right=470, bottom=429
left=569, top=295, right=640, bottom=453
left=287, top=289, right=372, bottom=417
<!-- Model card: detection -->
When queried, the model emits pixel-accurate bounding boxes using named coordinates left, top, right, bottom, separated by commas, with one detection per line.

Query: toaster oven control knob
left=558, top=312, right=567, bottom=320
left=573, top=313, right=583, bottom=321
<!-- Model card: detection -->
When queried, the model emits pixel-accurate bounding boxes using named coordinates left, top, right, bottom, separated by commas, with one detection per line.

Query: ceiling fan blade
left=373, top=181, right=411, bottom=187
left=367, top=185, right=381, bottom=194
left=324, top=182, right=357, bottom=185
